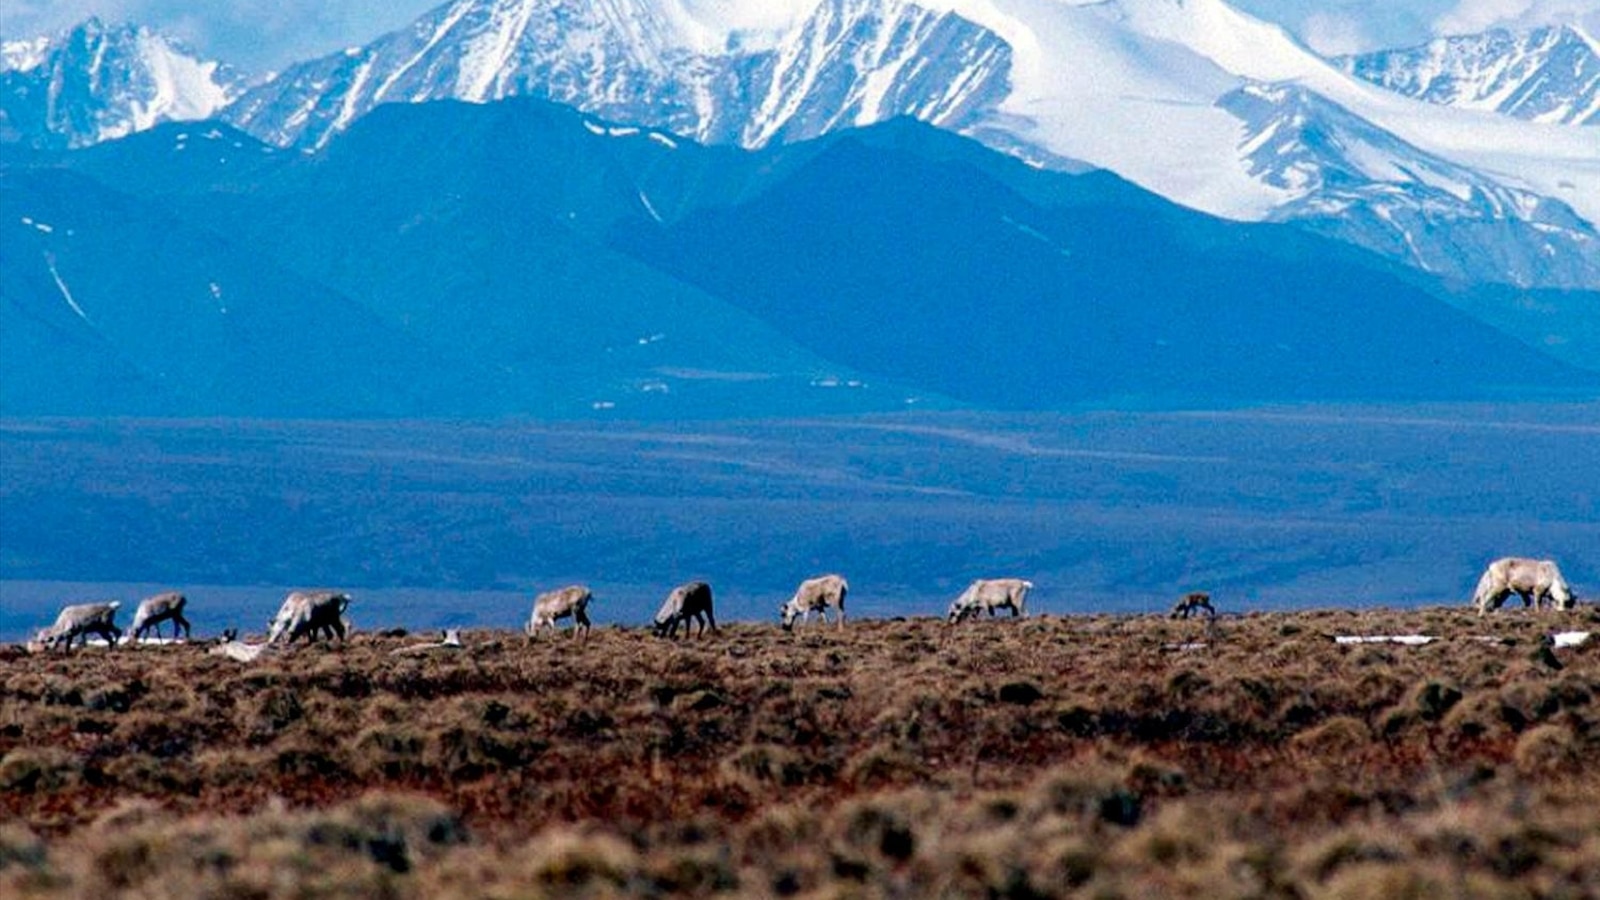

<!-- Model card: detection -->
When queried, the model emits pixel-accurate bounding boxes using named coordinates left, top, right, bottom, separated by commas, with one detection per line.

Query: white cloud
left=0, top=1, right=436, bottom=71
left=1299, top=11, right=1374, bottom=55
left=1434, top=0, right=1600, bottom=37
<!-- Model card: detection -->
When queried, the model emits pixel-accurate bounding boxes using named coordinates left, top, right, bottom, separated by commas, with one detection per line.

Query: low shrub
left=1513, top=724, right=1581, bottom=777
left=0, top=823, right=46, bottom=871
left=0, top=747, right=81, bottom=793
left=4, top=612, right=1600, bottom=897
left=1291, top=715, right=1371, bottom=758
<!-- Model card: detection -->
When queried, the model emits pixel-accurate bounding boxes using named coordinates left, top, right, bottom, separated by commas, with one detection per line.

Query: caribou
left=655, top=581, right=717, bottom=638
left=781, top=574, right=849, bottom=631
left=947, top=578, right=1032, bottom=624
left=1472, top=557, right=1576, bottom=615
left=526, top=585, right=593, bottom=642
left=30, top=601, right=123, bottom=652
left=267, top=590, right=352, bottom=644
left=1170, top=591, right=1216, bottom=620
left=128, top=591, right=192, bottom=643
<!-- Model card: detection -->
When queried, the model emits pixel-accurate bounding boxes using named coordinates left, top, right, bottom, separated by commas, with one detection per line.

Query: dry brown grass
left=4, top=606, right=1600, bottom=897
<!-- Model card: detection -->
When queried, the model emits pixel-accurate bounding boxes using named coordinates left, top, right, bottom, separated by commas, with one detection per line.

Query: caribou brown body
left=129, top=591, right=192, bottom=642
left=31, top=601, right=123, bottom=652
left=1473, top=558, right=1576, bottom=615
left=781, top=574, right=848, bottom=630
left=948, top=578, right=1032, bottom=624
left=526, top=585, right=593, bottom=641
left=655, top=581, right=716, bottom=638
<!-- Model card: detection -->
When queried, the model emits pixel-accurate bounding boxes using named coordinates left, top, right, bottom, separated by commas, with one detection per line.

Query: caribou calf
left=655, top=581, right=717, bottom=638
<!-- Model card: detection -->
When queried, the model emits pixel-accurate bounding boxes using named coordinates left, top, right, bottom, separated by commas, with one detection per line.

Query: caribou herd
left=19, top=557, right=1586, bottom=652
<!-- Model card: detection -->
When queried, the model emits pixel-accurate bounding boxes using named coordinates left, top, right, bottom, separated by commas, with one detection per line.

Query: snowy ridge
left=926, top=0, right=1600, bottom=285
left=0, top=18, right=241, bottom=149
left=1337, top=26, right=1600, bottom=126
left=914, top=1, right=1600, bottom=225
left=224, top=0, right=1009, bottom=151
left=11, top=1, right=1600, bottom=287
left=736, top=0, right=1011, bottom=146
left=1222, top=82, right=1599, bottom=288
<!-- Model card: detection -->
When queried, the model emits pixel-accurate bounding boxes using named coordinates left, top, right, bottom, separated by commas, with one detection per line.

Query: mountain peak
left=1, top=17, right=245, bottom=149
left=7, top=2, right=1600, bottom=291
left=223, top=0, right=1011, bottom=151
left=1336, top=24, right=1599, bottom=126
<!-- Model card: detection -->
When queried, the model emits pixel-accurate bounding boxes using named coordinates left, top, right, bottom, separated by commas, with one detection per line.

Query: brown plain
left=3, top=606, right=1600, bottom=898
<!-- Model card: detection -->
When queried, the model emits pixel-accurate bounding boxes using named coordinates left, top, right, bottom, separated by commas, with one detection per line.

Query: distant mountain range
left=4, top=96, right=1595, bottom=417
left=4, top=1, right=1599, bottom=292
left=2, top=2, right=1598, bottom=418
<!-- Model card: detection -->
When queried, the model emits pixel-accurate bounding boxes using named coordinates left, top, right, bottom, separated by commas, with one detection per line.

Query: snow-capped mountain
left=216, top=0, right=1600, bottom=288
left=1336, top=25, right=1600, bottom=126
left=0, top=18, right=243, bottom=149
left=223, top=0, right=1011, bottom=153
left=8, top=1, right=1600, bottom=289
left=1222, top=81, right=1598, bottom=288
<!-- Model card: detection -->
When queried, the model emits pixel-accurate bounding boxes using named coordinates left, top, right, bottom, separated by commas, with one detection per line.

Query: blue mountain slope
left=0, top=167, right=500, bottom=416
left=18, top=97, right=1597, bottom=417
left=54, top=104, right=922, bottom=418
left=614, top=129, right=1598, bottom=406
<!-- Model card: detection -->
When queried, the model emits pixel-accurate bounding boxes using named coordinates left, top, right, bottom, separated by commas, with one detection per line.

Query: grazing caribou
left=1170, top=591, right=1216, bottom=620
left=30, top=601, right=123, bottom=652
left=781, top=574, right=849, bottom=631
left=128, top=591, right=192, bottom=643
left=948, top=578, right=1032, bottom=624
left=1473, top=558, right=1576, bottom=615
left=267, top=590, right=351, bottom=645
left=655, top=581, right=717, bottom=638
left=526, top=585, right=593, bottom=642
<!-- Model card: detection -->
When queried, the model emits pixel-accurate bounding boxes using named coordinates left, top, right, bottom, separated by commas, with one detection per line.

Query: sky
left=4, top=0, right=1599, bottom=72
